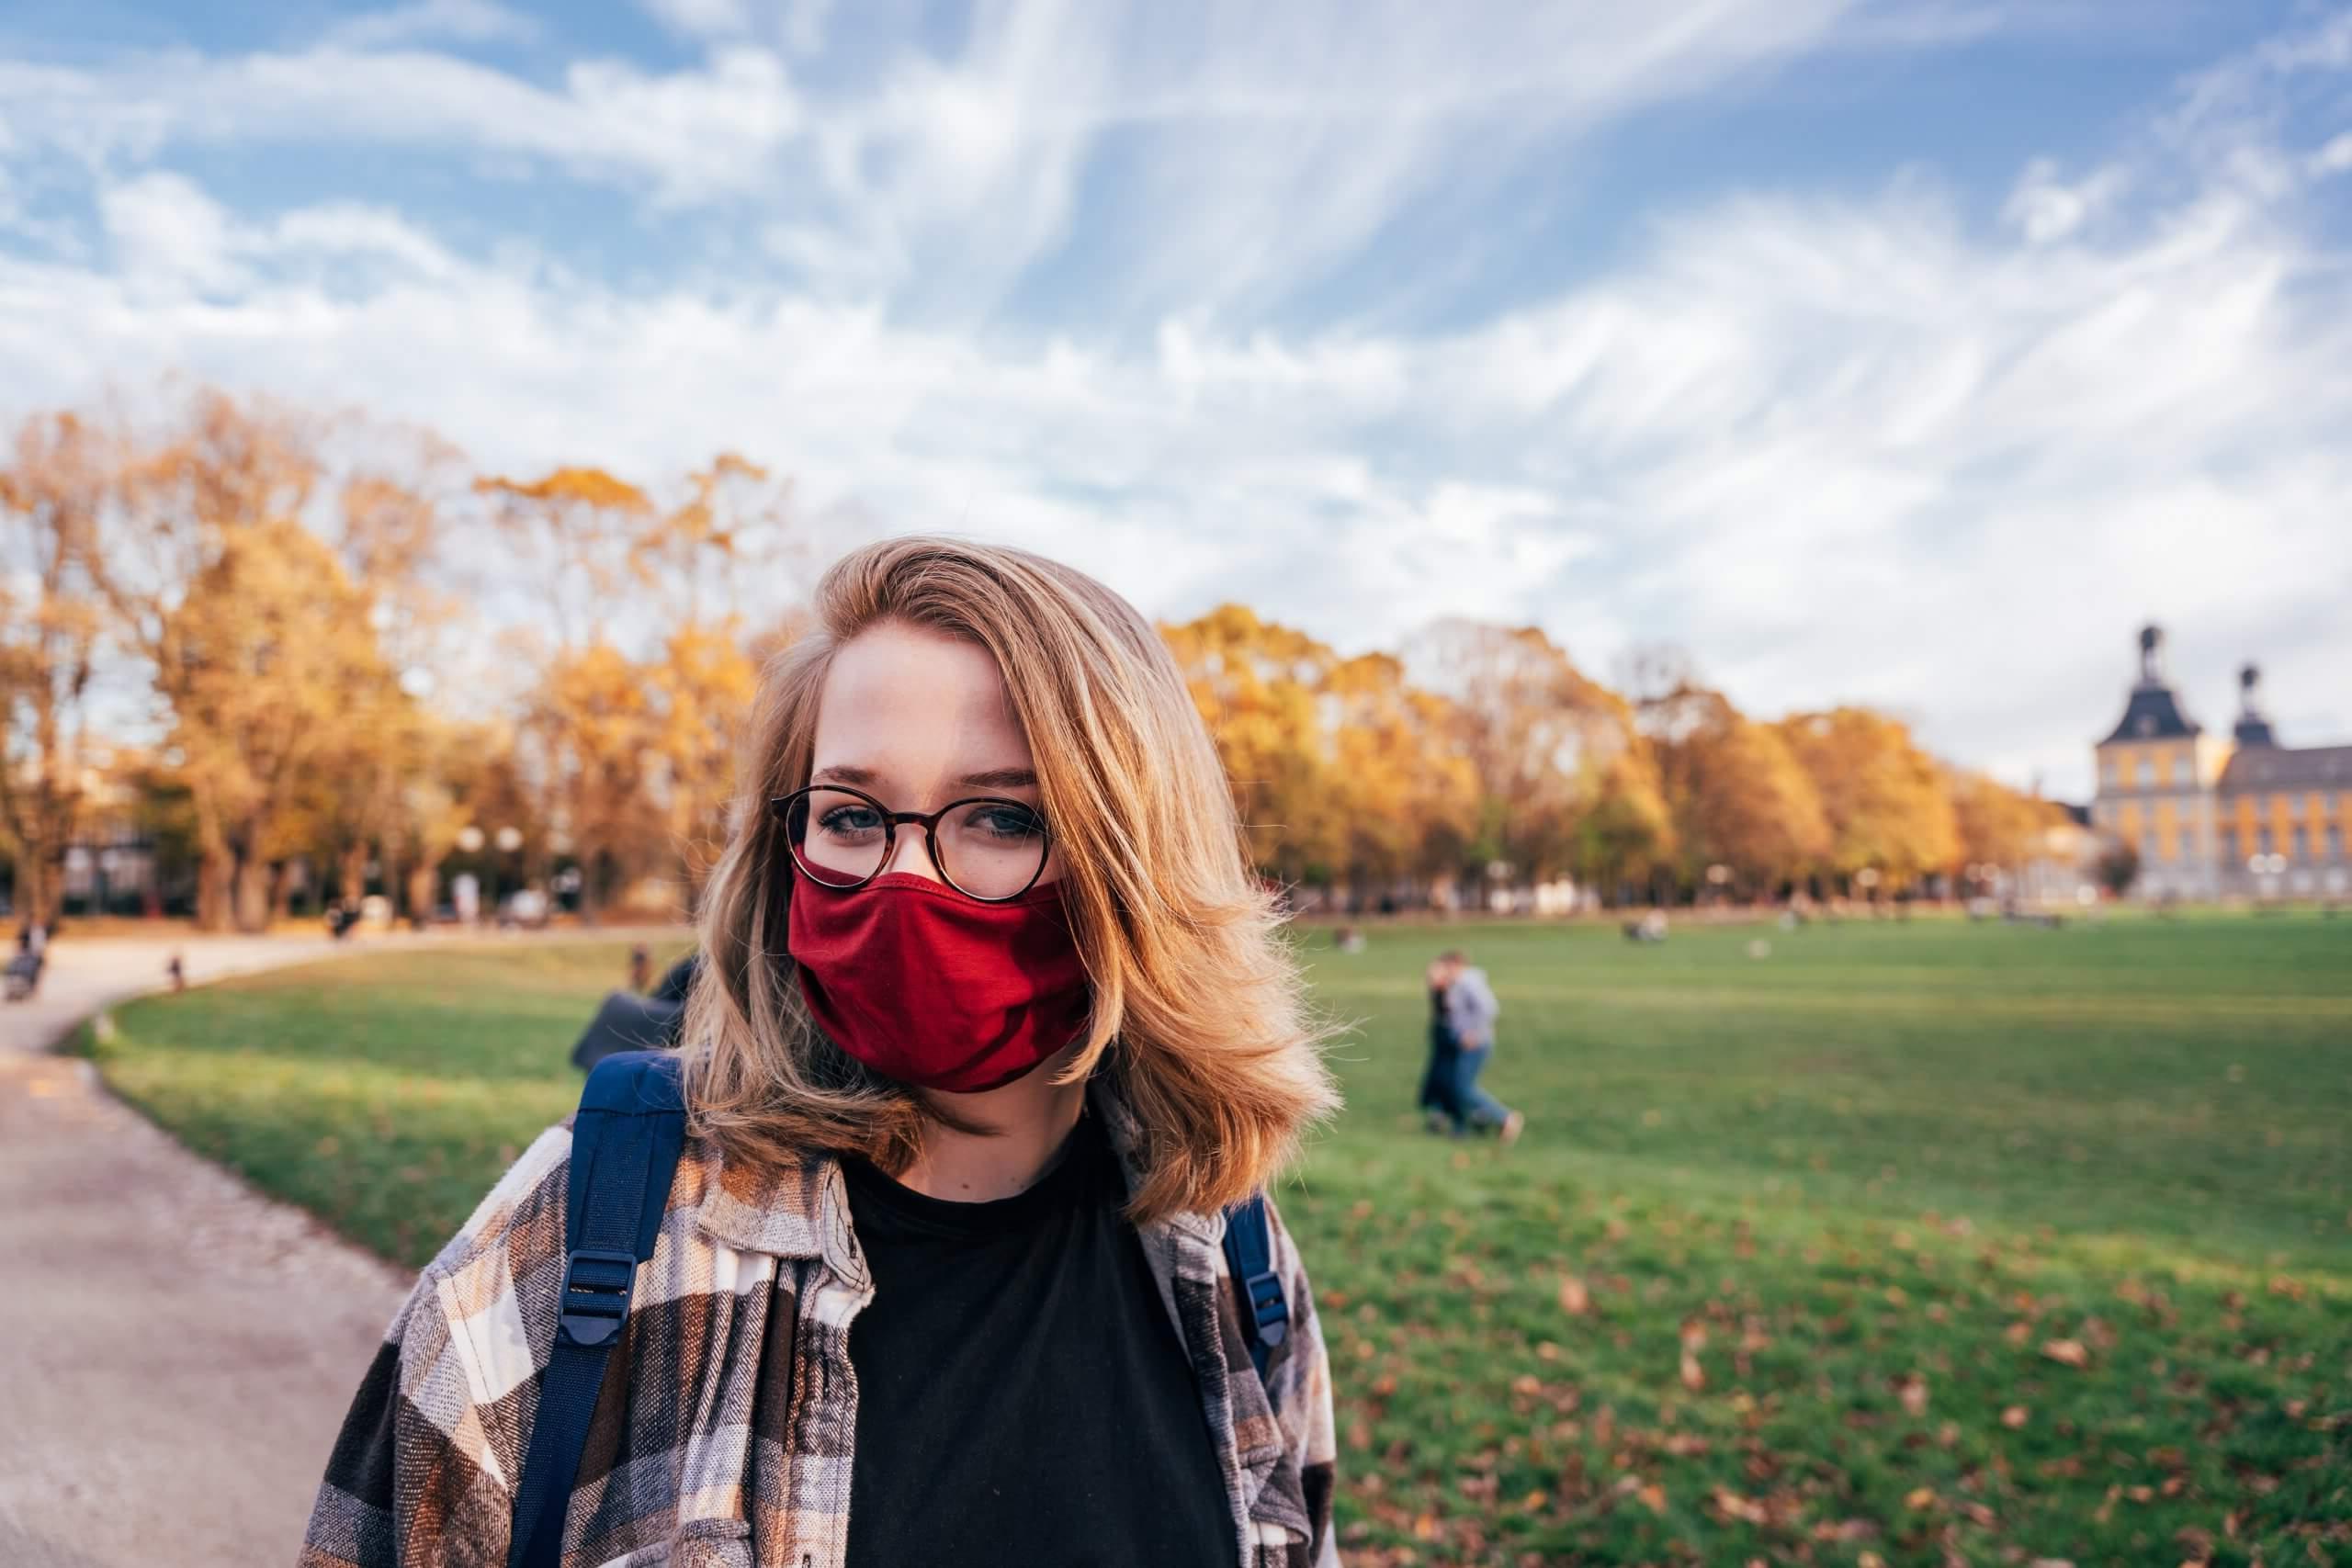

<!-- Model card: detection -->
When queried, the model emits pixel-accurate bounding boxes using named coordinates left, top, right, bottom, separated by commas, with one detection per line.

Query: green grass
left=86, top=915, right=2352, bottom=1566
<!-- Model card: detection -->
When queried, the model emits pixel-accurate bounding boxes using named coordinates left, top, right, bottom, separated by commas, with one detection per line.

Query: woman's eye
left=818, top=807, right=884, bottom=837
left=973, top=806, right=1045, bottom=840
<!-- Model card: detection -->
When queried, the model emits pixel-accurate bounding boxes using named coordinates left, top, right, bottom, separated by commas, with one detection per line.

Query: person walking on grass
left=1437, top=949, right=1524, bottom=1144
left=1418, top=953, right=1464, bottom=1133
left=301, top=537, right=1342, bottom=1568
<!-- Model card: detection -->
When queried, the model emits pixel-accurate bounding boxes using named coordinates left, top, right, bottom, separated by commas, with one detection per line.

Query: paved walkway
left=0, top=929, right=674, bottom=1568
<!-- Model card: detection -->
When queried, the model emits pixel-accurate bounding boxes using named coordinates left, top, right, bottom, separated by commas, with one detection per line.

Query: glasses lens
left=787, top=788, right=891, bottom=886
left=936, top=798, right=1049, bottom=899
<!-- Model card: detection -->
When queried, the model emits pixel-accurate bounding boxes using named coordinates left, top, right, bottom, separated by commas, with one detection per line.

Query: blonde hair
left=681, top=536, right=1339, bottom=1220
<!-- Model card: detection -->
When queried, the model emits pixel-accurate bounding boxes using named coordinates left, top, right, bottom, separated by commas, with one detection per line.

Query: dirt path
left=0, top=929, right=676, bottom=1568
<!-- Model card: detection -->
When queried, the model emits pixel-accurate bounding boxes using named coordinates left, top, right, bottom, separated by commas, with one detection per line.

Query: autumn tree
left=1637, top=675, right=1831, bottom=899
left=1321, top=650, right=1479, bottom=897
left=88, top=392, right=429, bottom=930
left=0, top=412, right=108, bottom=926
left=1776, top=706, right=1962, bottom=895
left=477, top=458, right=793, bottom=918
left=1948, top=769, right=2061, bottom=886
left=1404, top=620, right=1667, bottom=895
left=1161, top=604, right=1345, bottom=884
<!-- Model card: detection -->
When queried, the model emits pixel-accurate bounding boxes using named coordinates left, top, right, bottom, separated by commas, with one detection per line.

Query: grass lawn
left=86, top=914, right=2352, bottom=1566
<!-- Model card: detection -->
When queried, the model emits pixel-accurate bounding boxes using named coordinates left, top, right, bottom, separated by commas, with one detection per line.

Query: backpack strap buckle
left=558, top=1248, right=639, bottom=1348
left=1241, top=1266, right=1289, bottom=1349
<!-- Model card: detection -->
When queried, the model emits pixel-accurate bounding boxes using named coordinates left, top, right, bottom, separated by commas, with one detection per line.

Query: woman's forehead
left=810, top=623, right=1033, bottom=787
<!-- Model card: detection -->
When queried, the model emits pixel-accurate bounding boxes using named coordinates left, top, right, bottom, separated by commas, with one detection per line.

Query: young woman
left=300, top=538, right=1344, bottom=1568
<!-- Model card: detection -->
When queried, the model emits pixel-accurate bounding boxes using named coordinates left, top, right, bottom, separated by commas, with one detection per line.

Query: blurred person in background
left=301, top=537, right=1343, bottom=1568
left=1437, top=949, right=1524, bottom=1144
left=1418, top=952, right=1464, bottom=1133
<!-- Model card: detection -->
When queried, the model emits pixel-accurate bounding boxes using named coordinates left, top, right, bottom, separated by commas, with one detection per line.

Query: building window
left=2143, top=833, right=2161, bottom=863
left=2219, top=828, right=2238, bottom=863
left=2257, top=827, right=2274, bottom=856
left=2173, top=756, right=2191, bottom=785
left=2291, top=826, right=2308, bottom=862
left=2138, top=759, right=2155, bottom=788
left=2329, top=826, right=2344, bottom=861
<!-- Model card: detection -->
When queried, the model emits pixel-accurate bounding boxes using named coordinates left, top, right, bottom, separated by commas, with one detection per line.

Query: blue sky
left=4, top=0, right=2350, bottom=799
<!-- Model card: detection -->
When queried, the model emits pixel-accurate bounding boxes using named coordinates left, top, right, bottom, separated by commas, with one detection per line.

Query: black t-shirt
left=837, top=1113, right=1236, bottom=1568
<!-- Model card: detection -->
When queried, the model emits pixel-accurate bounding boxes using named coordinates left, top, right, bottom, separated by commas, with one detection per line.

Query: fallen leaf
left=1636, top=1482, right=1668, bottom=1515
left=1904, top=1486, right=1937, bottom=1510
left=2002, top=1405, right=2030, bottom=1428
left=1559, top=1276, right=1591, bottom=1315
left=1679, top=1350, right=1706, bottom=1392
left=2041, top=1337, right=2090, bottom=1368
left=1899, top=1375, right=1929, bottom=1417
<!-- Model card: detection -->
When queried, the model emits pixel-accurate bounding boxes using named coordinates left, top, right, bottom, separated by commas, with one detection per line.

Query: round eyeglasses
left=770, top=784, right=1053, bottom=902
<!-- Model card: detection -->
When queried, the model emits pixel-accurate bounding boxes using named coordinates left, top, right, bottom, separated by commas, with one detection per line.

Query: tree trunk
left=272, top=858, right=300, bottom=921
left=339, top=841, right=369, bottom=907
left=232, top=847, right=274, bottom=933
left=17, top=852, right=54, bottom=931
left=196, top=850, right=234, bottom=932
left=405, top=863, right=439, bottom=931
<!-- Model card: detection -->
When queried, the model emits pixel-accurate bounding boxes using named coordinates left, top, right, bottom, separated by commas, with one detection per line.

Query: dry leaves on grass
left=2041, top=1337, right=2091, bottom=1368
left=1679, top=1319, right=1707, bottom=1392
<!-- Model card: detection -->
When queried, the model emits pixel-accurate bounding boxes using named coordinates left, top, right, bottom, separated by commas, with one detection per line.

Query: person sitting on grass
left=301, top=536, right=1344, bottom=1568
left=1437, top=948, right=1524, bottom=1144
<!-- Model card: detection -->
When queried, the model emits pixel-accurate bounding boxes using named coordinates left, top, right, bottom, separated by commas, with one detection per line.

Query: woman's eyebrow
left=956, top=767, right=1038, bottom=791
left=809, top=764, right=881, bottom=786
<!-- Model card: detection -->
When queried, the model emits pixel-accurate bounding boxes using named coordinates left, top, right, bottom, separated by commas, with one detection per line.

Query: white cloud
left=2002, top=158, right=2132, bottom=243
left=322, top=0, right=540, bottom=51
left=99, top=171, right=244, bottom=293
left=0, top=44, right=800, bottom=205
left=637, top=0, right=752, bottom=38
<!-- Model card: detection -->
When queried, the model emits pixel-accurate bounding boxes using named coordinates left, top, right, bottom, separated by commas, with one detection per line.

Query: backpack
left=508, top=1050, right=1289, bottom=1568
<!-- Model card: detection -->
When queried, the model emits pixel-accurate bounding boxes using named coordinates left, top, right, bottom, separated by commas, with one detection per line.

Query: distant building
left=2091, top=626, right=2350, bottom=899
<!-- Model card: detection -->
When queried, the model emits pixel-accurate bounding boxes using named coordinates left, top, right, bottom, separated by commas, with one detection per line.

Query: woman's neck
left=897, top=1045, right=1089, bottom=1202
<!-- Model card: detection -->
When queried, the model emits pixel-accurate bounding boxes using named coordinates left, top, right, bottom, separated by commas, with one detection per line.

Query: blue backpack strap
left=508, top=1051, right=686, bottom=1568
left=1221, top=1192, right=1288, bottom=1380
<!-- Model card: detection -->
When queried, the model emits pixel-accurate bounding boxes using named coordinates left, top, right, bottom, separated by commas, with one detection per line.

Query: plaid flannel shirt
left=300, top=1083, right=1340, bottom=1568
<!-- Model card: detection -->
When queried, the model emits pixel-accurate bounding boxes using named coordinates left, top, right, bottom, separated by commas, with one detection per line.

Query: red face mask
left=786, top=864, right=1093, bottom=1094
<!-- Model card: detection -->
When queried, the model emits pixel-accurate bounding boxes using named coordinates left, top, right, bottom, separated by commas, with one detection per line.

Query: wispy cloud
left=0, top=44, right=800, bottom=204
left=321, top=0, right=541, bottom=51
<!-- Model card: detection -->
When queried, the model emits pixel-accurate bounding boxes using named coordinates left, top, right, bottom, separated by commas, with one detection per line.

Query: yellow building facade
left=2091, top=626, right=2349, bottom=898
